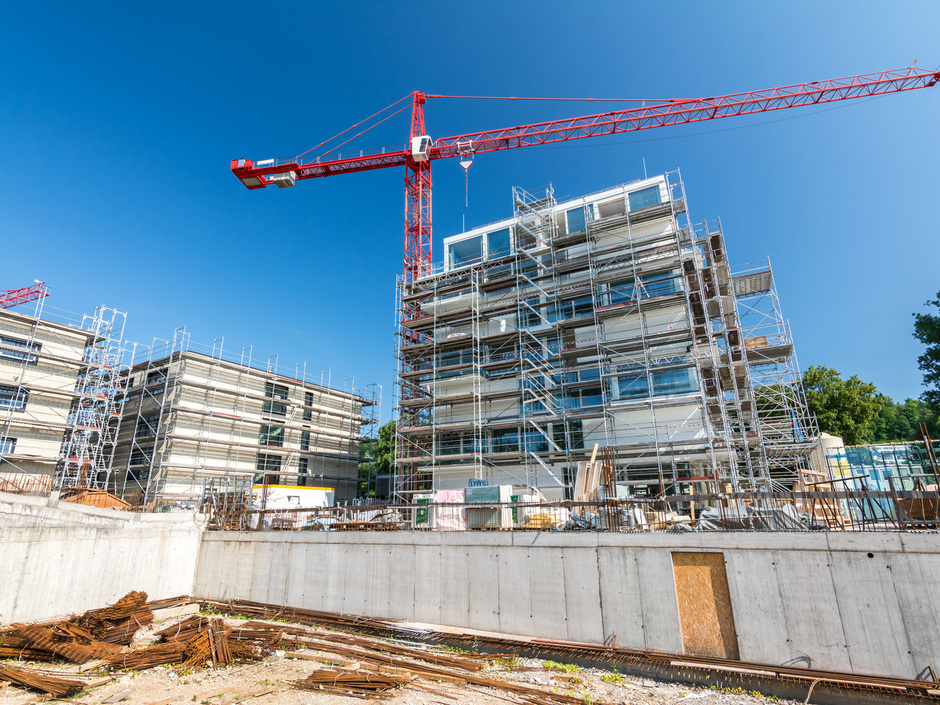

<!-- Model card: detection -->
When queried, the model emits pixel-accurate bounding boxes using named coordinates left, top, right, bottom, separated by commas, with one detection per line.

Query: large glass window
left=652, top=368, right=697, bottom=396
left=628, top=185, right=662, bottom=211
left=566, top=206, right=586, bottom=233
left=523, top=427, right=549, bottom=453
left=447, top=235, right=482, bottom=268
left=0, top=437, right=16, bottom=454
left=616, top=373, right=650, bottom=400
left=642, top=270, right=681, bottom=297
left=0, top=385, right=28, bottom=411
left=298, top=457, right=309, bottom=486
left=487, top=228, right=511, bottom=260
left=0, top=335, right=41, bottom=365
left=491, top=429, right=519, bottom=453
left=300, top=430, right=310, bottom=451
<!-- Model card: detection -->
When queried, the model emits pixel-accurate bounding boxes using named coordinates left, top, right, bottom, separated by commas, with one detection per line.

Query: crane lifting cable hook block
left=458, top=140, right=475, bottom=209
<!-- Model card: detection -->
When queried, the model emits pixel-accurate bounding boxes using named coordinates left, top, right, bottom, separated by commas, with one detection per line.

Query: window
left=135, top=414, right=159, bottom=438
left=487, top=228, right=511, bottom=260
left=0, top=385, right=28, bottom=411
left=521, top=296, right=541, bottom=327
left=263, top=381, right=288, bottom=416
left=549, top=296, right=593, bottom=323
left=438, top=433, right=474, bottom=456
left=447, top=235, right=482, bottom=268
left=129, top=447, right=151, bottom=466
left=260, top=424, right=285, bottom=447
left=255, top=453, right=282, bottom=484
left=303, top=392, right=313, bottom=421
left=615, top=367, right=697, bottom=399
left=0, top=335, right=41, bottom=365
left=0, top=437, right=16, bottom=454
left=553, top=421, right=584, bottom=451
left=652, top=368, right=697, bottom=396
left=566, top=207, right=586, bottom=233
left=300, top=430, right=310, bottom=451
left=641, top=270, right=681, bottom=298
left=597, top=198, right=626, bottom=219
left=491, top=429, right=519, bottom=453
left=298, top=457, right=309, bottom=485
left=616, top=373, right=650, bottom=400
left=628, top=185, right=662, bottom=211
left=523, top=427, right=549, bottom=453
left=146, top=368, right=166, bottom=385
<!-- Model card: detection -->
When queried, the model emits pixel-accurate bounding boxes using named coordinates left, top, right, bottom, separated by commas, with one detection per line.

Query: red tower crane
left=0, top=282, right=48, bottom=310
left=232, top=66, right=938, bottom=283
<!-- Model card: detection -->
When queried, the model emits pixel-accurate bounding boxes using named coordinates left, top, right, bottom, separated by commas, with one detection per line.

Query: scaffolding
left=113, top=330, right=378, bottom=507
left=54, top=307, right=128, bottom=490
left=394, top=169, right=818, bottom=500
left=0, top=294, right=128, bottom=494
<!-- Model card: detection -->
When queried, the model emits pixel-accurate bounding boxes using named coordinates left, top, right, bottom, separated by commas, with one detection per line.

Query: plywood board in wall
left=672, top=552, right=739, bottom=659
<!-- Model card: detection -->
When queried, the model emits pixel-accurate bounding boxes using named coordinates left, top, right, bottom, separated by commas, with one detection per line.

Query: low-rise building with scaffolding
left=394, top=169, right=817, bottom=499
left=0, top=297, right=127, bottom=493
left=112, top=331, right=379, bottom=507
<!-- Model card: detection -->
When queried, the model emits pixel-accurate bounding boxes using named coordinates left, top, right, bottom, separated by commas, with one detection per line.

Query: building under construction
left=0, top=296, right=127, bottom=493
left=395, top=170, right=818, bottom=499
left=111, top=331, right=379, bottom=506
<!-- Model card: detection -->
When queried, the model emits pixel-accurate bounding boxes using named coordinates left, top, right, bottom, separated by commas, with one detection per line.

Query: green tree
left=869, top=396, right=940, bottom=442
left=375, top=420, right=396, bottom=477
left=357, top=420, right=397, bottom=498
left=802, top=365, right=882, bottom=445
left=914, top=291, right=940, bottom=408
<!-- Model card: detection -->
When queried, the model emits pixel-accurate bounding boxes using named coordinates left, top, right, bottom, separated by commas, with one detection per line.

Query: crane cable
left=292, top=93, right=413, bottom=163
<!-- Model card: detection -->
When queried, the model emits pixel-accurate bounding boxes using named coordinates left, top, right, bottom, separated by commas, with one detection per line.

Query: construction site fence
left=230, top=488, right=940, bottom=533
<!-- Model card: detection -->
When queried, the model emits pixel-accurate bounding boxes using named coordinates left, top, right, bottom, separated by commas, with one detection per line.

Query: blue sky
left=2, top=1, right=938, bottom=419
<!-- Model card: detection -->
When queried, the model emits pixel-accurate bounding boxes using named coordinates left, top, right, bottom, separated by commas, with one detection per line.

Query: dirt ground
left=0, top=615, right=797, bottom=705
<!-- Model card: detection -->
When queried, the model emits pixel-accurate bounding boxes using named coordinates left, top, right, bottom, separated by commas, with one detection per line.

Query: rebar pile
left=294, top=668, right=413, bottom=697
left=0, top=664, right=84, bottom=697
left=0, top=591, right=152, bottom=664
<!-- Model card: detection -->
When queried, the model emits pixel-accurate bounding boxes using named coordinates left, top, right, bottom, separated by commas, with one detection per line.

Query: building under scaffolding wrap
left=112, top=330, right=380, bottom=507
left=394, top=169, right=818, bottom=499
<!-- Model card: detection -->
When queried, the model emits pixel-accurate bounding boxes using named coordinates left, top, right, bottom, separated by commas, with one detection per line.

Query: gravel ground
left=0, top=616, right=798, bottom=705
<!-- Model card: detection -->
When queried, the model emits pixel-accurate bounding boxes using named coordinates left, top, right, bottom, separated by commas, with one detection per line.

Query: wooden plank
left=672, top=552, right=739, bottom=660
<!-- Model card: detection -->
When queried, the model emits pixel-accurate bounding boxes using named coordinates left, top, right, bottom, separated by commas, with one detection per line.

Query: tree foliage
left=869, top=396, right=939, bottom=443
left=357, top=420, right=396, bottom=498
left=914, top=291, right=940, bottom=407
left=802, top=365, right=882, bottom=445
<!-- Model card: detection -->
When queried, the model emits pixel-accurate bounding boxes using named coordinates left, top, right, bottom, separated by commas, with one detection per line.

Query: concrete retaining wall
left=195, top=530, right=940, bottom=680
left=0, top=492, right=202, bottom=624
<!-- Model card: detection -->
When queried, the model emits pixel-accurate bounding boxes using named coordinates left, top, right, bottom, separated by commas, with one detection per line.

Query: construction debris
left=294, top=668, right=414, bottom=697
left=0, top=664, right=85, bottom=697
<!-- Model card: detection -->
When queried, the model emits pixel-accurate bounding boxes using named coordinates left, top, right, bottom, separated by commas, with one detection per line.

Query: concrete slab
left=413, top=544, right=442, bottom=625
left=634, top=547, right=683, bottom=652
left=830, top=548, right=915, bottom=676
left=527, top=546, right=569, bottom=641
left=467, top=546, right=501, bottom=632
left=596, top=547, right=645, bottom=649
left=771, top=549, right=851, bottom=672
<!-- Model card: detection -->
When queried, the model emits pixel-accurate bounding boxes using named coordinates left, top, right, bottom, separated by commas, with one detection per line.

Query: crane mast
left=232, top=66, right=938, bottom=282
